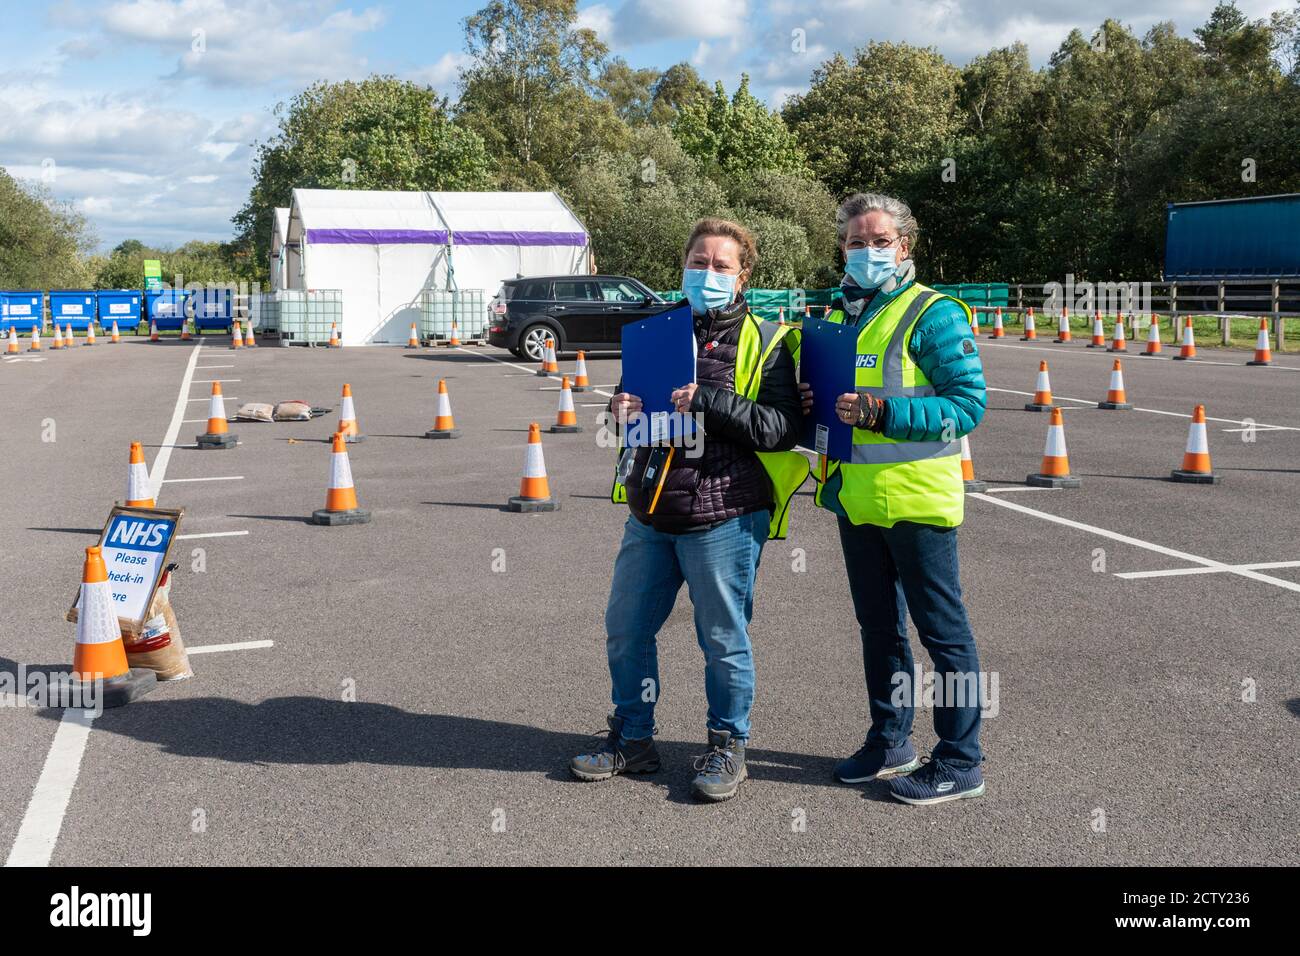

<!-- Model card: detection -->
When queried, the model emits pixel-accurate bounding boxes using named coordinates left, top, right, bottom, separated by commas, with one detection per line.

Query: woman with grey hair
left=799, top=191, right=989, bottom=805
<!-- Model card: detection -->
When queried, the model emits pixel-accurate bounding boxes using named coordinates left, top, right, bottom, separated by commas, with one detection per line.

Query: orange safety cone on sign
left=1141, top=315, right=1161, bottom=355
left=312, top=433, right=372, bottom=525
left=550, top=376, right=582, bottom=433
left=1170, top=405, right=1221, bottom=484
left=69, top=546, right=157, bottom=707
left=124, top=441, right=155, bottom=507
left=508, top=423, right=559, bottom=512
left=407, top=322, right=420, bottom=349
left=572, top=350, right=591, bottom=392
left=1247, top=319, right=1272, bottom=366
left=110, top=319, right=120, bottom=343
left=328, top=322, right=340, bottom=348
left=1025, top=360, right=1055, bottom=411
left=449, top=320, right=461, bottom=347
left=425, top=379, right=460, bottom=439
left=6, top=326, right=19, bottom=354
left=1055, top=307, right=1072, bottom=343
left=960, top=435, right=987, bottom=493
left=1027, top=408, right=1081, bottom=488
left=1021, top=307, right=1037, bottom=340
left=1088, top=312, right=1105, bottom=348
left=337, top=383, right=363, bottom=442
left=196, top=382, right=237, bottom=449
left=1172, top=317, right=1196, bottom=360
left=1108, top=315, right=1127, bottom=352
left=988, top=307, right=1004, bottom=339
left=1098, top=359, right=1132, bottom=409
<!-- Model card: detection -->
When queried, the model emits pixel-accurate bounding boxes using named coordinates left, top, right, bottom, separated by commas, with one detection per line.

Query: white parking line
left=195, top=365, right=234, bottom=369
left=4, top=709, right=94, bottom=868
left=188, top=396, right=236, bottom=403
left=149, top=343, right=203, bottom=498
left=985, top=387, right=1300, bottom=432
left=176, top=531, right=250, bottom=540
left=969, top=492, right=1300, bottom=594
left=161, top=476, right=244, bottom=483
left=1115, top=560, right=1300, bottom=580
left=981, top=340, right=1300, bottom=371
left=192, top=379, right=239, bottom=384
left=978, top=486, right=1061, bottom=494
left=187, top=640, right=274, bottom=655
left=458, top=348, right=616, bottom=398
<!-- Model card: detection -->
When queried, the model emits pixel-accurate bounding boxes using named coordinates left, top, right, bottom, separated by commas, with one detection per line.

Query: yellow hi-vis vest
left=814, top=283, right=968, bottom=528
left=611, top=313, right=810, bottom=540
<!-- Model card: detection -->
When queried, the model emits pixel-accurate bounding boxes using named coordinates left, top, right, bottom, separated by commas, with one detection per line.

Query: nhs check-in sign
left=69, top=506, right=183, bottom=633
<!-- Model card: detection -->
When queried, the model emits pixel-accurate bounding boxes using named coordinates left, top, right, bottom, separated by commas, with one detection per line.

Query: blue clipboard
left=798, top=316, right=857, bottom=461
left=620, top=303, right=698, bottom=446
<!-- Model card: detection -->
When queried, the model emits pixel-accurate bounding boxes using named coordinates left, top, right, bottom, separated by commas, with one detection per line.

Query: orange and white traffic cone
left=311, top=433, right=372, bottom=525
left=69, top=546, right=157, bottom=707
left=52, top=324, right=64, bottom=350
left=550, top=376, right=582, bottom=433
left=328, top=322, right=340, bottom=348
left=1027, top=408, right=1081, bottom=488
left=1021, top=307, right=1037, bottom=341
left=180, top=318, right=191, bottom=341
left=231, top=320, right=243, bottom=350
left=449, top=320, right=461, bottom=347
left=1108, top=314, right=1127, bottom=352
left=337, top=383, right=363, bottom=442
left=1170, top=405, right=1221, bottom=484
left=425, top=378, right=460, bottom=439
left=1087, top=312, right=1105, bottom=348
left=407, top=322, right=420, bottom=349
left=988, top=307, right=1004, bottom=339
left=572, top=350, right=591, bottom=391
left=537, top=337, right=559, bottom=376
left=196, top=382, right=237, bottom=449
left=65, top=324, right=75, bottom=347
left=6, top=326, right=18, bottom=354
left=970, top=308, right=980, bottom=332
left=1025, top=360, right=1055, bottom=411
left=960, top=435, right=986, bottom=493
left=85, top=322, right=96, bottom=346
left=1055, top=307, right=1072, bottom=343
left=110, top=320, right=120, bottom=344
left=1141, top=315, right=1161, bottom=356
left=1098, top=359, right=1132, bottom=410
left=124, top=441, right=155, bottom=507
left=1247, top=319, right=1271, bottom=366
left=29, top=326, right=41, bottom=351
left=507, top=423, right=558, bottom=512
left=243, top=322, right=256, bottom=347
left=776, top=307, right=785, bottom=326
left=150, top=319, right=160, bottom=342
left=1172, top=316, right=1196, bottom=360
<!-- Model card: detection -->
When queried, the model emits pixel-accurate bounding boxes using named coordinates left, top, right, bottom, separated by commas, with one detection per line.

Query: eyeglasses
left=848, top=236, right=902, bottom=250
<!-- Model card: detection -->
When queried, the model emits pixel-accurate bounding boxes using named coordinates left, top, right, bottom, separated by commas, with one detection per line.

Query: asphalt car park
left=1, top=334, right=1297, bottom=866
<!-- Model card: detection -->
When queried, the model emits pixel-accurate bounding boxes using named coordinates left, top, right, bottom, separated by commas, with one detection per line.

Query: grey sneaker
left=569, top=714, right=661, bottom=782
left=690, top=729, right=747, bottom=802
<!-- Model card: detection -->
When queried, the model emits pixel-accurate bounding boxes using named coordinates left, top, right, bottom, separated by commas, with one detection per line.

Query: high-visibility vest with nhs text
left=814, top=283, right=968, bottom=529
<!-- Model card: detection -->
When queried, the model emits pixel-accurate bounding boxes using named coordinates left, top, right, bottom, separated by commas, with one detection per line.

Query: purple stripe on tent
left=306, top=228, right=449, bottom=244
left=452, top=230, right=588, bottom=247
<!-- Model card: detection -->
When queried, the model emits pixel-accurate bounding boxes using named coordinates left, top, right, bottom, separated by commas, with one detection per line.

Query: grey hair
left=836, top=192, right=919, bottom=252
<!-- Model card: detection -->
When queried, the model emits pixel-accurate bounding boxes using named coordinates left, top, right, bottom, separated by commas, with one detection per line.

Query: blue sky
left=0, top=0, right=1291, bottom=251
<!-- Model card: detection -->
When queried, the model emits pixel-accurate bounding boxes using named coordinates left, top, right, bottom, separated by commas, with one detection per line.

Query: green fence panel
left=652, top=284, right=1010, bottom=319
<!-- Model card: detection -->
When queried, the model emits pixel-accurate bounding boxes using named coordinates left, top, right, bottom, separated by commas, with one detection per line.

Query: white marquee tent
left=269, top=207, right=291, bottom=291
left=283, top=189, right=590, bottom=345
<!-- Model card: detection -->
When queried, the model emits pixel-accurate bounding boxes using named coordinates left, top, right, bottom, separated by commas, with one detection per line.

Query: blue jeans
left=837, top=517, right=983, bottom=768
left=604, top=510, right=769, bottom=741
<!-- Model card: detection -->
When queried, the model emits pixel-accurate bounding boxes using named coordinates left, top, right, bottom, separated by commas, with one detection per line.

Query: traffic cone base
left=1098, top=399, right=1132, bottom=410
left=312, top=506, right=372, bottom=524
left=1027, top=472, right=1081, bottom=487
left=1170, top=468, right=1222, bottom=484
left=508, top=495, right=560, bottom=513
left=196, top=432, right=238, bottom=449
left=425, top=427, right=460, bottom=439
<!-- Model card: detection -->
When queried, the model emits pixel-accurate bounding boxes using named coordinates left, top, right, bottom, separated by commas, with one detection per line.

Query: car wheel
left=519, top=324, right=556, bottom=363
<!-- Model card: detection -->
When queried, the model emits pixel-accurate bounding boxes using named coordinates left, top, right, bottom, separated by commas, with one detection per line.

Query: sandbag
left=274, top=400, right=313, bottom=421
left=123, top=570, right=192, bottom=681
left=236, top=402, right=274, bottom=422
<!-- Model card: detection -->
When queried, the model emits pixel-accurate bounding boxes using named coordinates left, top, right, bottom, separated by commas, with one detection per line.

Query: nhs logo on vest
left=105, top=517, right=171, bottom=553
left=855, top=354, right=879, bottom=369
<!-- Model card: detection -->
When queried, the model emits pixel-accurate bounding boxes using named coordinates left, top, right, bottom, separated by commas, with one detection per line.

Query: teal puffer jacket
left=874, top=288, right=987, bottom=442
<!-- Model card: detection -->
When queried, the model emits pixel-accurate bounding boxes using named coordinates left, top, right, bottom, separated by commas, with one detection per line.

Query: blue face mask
left=844, top=246, right=899, bottom=289
left=682, top=268, right=737, bottom=315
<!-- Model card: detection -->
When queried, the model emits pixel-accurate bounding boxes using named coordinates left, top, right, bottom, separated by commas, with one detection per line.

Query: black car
left=487, top=275, right=667, bottom=360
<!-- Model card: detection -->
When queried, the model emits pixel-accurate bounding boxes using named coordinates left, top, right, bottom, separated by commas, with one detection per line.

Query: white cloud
left=592, top=0, right=750, bottom=46
left=407, top=51, right=472, bottom=97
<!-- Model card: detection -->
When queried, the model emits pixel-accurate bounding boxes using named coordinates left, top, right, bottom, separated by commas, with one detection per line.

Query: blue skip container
left=191, top=288, right=234, bottom=331
left=0, top=290, right=45, bottom=333
left=96, top=290, right=142, bottom=333
left=146, top=290, right=191, bottom=331
left=49, top=291, right=98, bottom=331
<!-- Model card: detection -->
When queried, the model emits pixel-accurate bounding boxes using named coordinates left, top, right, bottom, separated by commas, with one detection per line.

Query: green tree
left=232, top=76, right=493, bottom=284
left=649, top=63, right=710, bottom=125
left=0, top=170, right=96, bottom=289
left=456, top=0, right=628, bottom=188
left=673, top=75, right=806, bottom=174
left=598, top=58, right=661, bottom=125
